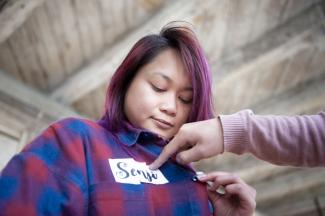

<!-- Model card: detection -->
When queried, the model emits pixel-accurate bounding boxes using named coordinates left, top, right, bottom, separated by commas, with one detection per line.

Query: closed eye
left=179, top=97, right=192, bottom=104
left=151, top=84, right=166, bottom=92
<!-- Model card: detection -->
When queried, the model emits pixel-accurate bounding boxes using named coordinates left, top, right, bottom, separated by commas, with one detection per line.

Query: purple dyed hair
left=100, top=23, right=214, bottom=132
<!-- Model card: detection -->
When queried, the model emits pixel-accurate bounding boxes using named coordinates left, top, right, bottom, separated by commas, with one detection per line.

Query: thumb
left=176, top=145, right=204, bottom=164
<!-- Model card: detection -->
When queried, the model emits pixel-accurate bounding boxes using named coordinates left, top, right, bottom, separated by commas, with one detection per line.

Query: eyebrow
left=152, top=72, right=193, bottom=91
left=152, top=72, right=171, bottom=82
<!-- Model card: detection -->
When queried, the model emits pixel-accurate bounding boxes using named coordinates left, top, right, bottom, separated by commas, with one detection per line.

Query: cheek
left=136, top=89, right=157, bottom=112
left=177, top=105, right=191, bottom=124
left=126, top=85, right=157, bottom=115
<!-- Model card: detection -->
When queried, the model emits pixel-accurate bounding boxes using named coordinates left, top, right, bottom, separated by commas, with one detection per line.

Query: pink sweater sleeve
left=219, top=110, right=325, bottom=167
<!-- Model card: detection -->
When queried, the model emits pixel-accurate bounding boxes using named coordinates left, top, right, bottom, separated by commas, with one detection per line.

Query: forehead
left=139, top=48, right=191, bottom=88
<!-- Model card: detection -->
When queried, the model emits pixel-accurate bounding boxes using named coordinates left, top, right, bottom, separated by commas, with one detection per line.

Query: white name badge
left=108, top=158, right=169, bottom=185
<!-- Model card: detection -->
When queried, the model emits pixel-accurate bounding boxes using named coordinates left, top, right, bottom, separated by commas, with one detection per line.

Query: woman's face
left=124, top=48, right=193, bottom=139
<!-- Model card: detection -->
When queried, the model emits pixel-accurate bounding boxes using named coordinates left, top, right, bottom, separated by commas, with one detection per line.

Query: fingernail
left=216, top=186, right=226, bottom=195
left=176, top=155, right=182, bottom=164
left=206, top=181, right=215, bottom=191
left=196, top=171, right=206, bottom=180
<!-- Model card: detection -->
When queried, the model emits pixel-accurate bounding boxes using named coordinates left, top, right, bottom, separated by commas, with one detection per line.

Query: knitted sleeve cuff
left=219, top=112, right=250, bottom=154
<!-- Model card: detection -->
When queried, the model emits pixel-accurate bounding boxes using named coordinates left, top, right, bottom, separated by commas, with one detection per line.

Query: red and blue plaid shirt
left=0, top=118, right=211, bottom=215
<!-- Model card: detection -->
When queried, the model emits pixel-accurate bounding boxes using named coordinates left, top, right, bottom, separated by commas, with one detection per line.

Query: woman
left=0, top=23, right=255, bottom=216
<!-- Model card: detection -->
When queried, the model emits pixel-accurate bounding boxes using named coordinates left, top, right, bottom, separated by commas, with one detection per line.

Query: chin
left=149, top=128, right=172, bottom=140
left=143, top=121, right=177, bottom=140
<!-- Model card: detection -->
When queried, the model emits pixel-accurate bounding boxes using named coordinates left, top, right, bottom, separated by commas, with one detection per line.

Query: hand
left=199, top=172, right=256, bottom=216
left=149, top=118, right=224, bottom=170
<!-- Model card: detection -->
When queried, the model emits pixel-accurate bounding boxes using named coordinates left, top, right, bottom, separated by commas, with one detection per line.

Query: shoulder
left=21, top=118, right=101, bottom=165
left=23, top=118, right=100, bottom=151
left=48, top=117, right=104, bottom=135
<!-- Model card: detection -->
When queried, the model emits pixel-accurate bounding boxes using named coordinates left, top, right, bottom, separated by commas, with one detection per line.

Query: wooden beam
left=208, top=2, right=324, bottom=115
left=211, top=2, right=324, bottom=82
left=0, top=124, right=20, bottom=139
left=260, top=193, right=325, bottom=216
left=255, top=168, right=325, bottom=204
left=0, top=97, right=40, bottom=136
left=253, top=211, right=267, bottom=216
left=195, top=152, right=294, bottom=184
left=0, top=97, right=56, bottom=153
left=0, top=134, right=18, bottom=170
left=253, top=72, right=325, bottom=115
left=0, top=70, right=81, bottom=120
left=50, top=0, right=207, bottom=104
left=0, top=0, right=45, bottom=44
left=212, top=3, right=324, bottom=114
left=237, top=163, right=292, bottom=184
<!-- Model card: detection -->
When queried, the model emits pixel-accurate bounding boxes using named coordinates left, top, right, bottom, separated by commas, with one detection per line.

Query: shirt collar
left=115, top=122, right=169, bottom=147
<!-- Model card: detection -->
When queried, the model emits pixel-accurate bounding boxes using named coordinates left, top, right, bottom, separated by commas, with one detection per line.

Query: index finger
left=149, top=134, right=187, bottom=170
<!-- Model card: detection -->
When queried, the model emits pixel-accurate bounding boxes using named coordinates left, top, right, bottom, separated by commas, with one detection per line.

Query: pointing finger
left=149, top=133, right=189, bottom=170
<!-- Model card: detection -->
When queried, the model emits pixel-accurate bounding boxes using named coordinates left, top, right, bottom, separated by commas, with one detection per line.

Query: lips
left=152, top=117, right=174, bottom=129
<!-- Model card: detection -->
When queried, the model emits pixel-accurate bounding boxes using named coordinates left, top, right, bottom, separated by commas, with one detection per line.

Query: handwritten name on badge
left=108, top=158, right=169, bottom=185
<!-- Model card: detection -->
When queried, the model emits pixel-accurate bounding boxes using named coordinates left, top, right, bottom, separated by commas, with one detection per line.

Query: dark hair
left=100, top=23, right=214, bottom=132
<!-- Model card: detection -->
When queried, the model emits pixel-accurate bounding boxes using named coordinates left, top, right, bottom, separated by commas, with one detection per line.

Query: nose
left=159, top=94, right=177, bottom=116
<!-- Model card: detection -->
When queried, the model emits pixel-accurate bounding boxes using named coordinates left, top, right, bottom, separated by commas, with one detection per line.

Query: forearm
left=220, top=110, right=325, bottom=167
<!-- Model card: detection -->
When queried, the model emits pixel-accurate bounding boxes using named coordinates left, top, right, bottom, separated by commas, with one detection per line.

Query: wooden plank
left=95, top=0, right=117, bottom=45
left=0, top=99, right=37, bottom=134
left=0, top=125, right=20, bottom=140
left=253, top=211, right=267, bottom=216
left=308, top=37, right=325, bottom=79
left=6, top=25, right=41, bottom=88
left=195, top=152, right=261, bottom=173
left=0, top=134, right=19, bottom=170
left=214, top=36, right=312, bottom=113
left=71, top=84, right=105, bottom=120
left=0, top=42, right=21, bottom=80
left=195, top=151, right=295, bottom=184
left=195, top=0, right=232, bottom=62
left=69, top=0, right=104, bottom=62
left=46, top=0, right=83, bottom=78
left=0, top=0, right=45, bottom=44
left=75, top=84, right=106, bottom=119
left=220, top=0, right=261, bottom=57
left=122, top=0, right=159, bottom=30
left=247, top=0, right=287, bottom=43
left=237, top=163, right=293, bottom=184
left=213, top=6, right=324, bottom=113
left=50, top=0, right=207, bottom=104
left=18, top=23, right=48, bottom=90
left=211, top=2, right=323, bottom=81
left=261, top=193, right=325, bottom=216
left=243, top=58, right=290, bottom=108
left=73, top=91, right=98, bottom=119
left=0, top=70, right=81, bottom=119
left=279, top=0, right=320, bottom=23
left=238, top=40, right=316, bottom=111
left=274, top=45, right=317, bottom=95
left=220, top=25, right=325, bottom=113
left=253, top=70, right=325, bottom=115
left=255, top=168, right=325, bottom=204
left=27, top=2, right=66, bottom=90
left=0, top=100, right=50, bottom=168
left=93, top=85, right=107, bottom=119
left=259, top=185, right=325, bottom=216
